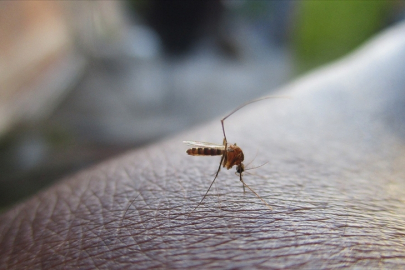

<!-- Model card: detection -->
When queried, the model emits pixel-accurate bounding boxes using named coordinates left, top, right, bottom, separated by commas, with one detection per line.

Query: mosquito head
left=236, top=163, right=245, bottom=174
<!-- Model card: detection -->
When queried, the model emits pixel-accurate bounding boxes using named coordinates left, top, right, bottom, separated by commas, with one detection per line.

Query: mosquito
left=184, top=96, right=286, bottom=214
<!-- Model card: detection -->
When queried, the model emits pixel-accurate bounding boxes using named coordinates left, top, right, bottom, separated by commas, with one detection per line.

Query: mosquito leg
left=239, top=173, right=272, bottom=210
left=221, top=119, right=227, bottom=143
left=240, top=174, right=246, bottom=193
left=188, top=154, right=225, bottom=217
left=235, top=172, right=246, bottom=193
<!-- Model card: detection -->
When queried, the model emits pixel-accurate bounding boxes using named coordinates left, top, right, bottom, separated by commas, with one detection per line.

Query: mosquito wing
left=183, top=141, right=225, bottom=150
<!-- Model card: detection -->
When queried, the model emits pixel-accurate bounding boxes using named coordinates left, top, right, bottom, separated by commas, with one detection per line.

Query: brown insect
left=184, top=96, right=285, bottom=213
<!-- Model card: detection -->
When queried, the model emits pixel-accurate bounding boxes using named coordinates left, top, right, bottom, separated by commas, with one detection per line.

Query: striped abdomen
left=186, top=147, right=224, bottom=156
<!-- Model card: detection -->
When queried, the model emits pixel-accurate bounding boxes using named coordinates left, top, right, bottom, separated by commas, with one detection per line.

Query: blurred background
left=0, top=1, right=404, bottom=211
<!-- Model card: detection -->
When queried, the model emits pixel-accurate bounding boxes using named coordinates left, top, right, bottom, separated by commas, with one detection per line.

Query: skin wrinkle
left=120, top=216, right=145, bottom=255
left=44, top=210, right=74, bottom=257
left=80, top=224, right=114, bottom=267
left=128, top=193, right=166, bottom=265
left=37, top=216, right=69, bottom=262
left=71, top=176, right=108, bottom=267
left=14, top=206, right=37, bottom=268
left=0, top=210, right=20, bottom=266
left=2, top=214, right=18, bottom=268
left=163, top=151, right=193, bottom=256
left=27, top=195, right=48, bottom=261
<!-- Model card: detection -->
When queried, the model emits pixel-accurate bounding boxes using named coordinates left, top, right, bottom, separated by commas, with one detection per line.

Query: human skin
left=1, top=23, right=405, bottom=269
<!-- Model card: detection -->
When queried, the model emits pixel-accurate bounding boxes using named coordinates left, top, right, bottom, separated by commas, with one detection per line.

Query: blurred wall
left=0, top=1, right=124, bottom=137
left=0, top=1, right=72, bottom=134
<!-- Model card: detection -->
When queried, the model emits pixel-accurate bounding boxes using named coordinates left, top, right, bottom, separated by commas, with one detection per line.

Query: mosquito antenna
left=239, top=173, right=272, bottom=210
left=245, top=161, right=269, bottom=171
left=235, top=162, right=268, bottom=180
left=188, top=155, right=225, bottom=217
left=221, top=96, right=290, bottom=142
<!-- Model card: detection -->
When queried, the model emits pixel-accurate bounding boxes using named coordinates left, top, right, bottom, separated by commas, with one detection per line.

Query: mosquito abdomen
left=186, top=148, right=224, bottom=156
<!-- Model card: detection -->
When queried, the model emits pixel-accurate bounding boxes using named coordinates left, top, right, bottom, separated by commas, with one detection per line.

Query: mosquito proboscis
left=184, top=96, right=288, bottom=215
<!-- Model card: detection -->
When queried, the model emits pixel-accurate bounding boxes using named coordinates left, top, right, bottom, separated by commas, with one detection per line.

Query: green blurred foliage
left=293, top=1, right=394, bottom=73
